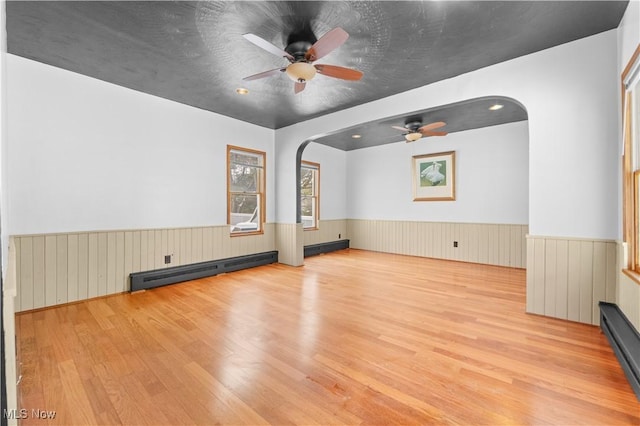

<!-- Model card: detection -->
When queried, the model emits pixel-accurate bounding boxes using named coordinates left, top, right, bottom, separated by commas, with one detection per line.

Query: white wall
left=618, top=0, right=639, bottom=84
left=301, top=142, right=347, bottom=220
left=276, top=29, right=619, bottom=241
left=616, top=0, right=640, bottom=332
left=6, top=55, right=275, bottom=236
left=1, top=1, right=18, bottom=421
left=617, top=0, right=640, bottom=239
left=346, top=121, right=528, bottom=224
left=1, top=0, right=6, bottom=271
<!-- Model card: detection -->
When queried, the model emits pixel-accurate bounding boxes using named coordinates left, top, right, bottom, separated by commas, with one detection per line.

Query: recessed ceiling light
left=351, top=134, right=362, bottom=139
left=236, top=88, right=249, bottom=95
left=489, top=103, right=504, bottom=111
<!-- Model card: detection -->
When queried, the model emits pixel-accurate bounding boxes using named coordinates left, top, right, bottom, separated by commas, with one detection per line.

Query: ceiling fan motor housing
left=405, top=120, right=423, bottom=132
left=285, top=41, right=313, bottom=61
left=284, top=41, right=316, bottom=82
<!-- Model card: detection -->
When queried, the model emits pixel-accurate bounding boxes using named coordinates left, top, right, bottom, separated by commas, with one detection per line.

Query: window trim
left=301, top=160, right=320, bottom=231
left=227, top=145, right=266, bottom=236
left=621, top=43, right=640, bottom=282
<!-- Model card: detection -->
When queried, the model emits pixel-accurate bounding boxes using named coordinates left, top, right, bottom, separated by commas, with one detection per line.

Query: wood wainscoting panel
left=619, top=274, right=640, bottom=332
left=13, top=224, right=275, bottom=312
left=619, top=240, right=640, bottom=332
left=275, top=223, right=303, bottom=267
left=347, top=219, right=527, bottom=268
left=526, top=235, right=617, bottom=325
left=303, top=219, right=348, bottom=246
left=4, top=238, right=19, bottom=420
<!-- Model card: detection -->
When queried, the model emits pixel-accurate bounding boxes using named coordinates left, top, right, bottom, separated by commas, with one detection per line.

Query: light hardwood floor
left=15, top=249, right=640, bottom=424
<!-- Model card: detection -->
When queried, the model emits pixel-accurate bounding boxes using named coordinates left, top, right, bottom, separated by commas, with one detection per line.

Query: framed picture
left=412, top=151, right=455, bottom=201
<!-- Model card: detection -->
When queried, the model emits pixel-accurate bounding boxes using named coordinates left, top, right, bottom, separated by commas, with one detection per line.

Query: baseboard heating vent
left=304, top=240, right=349, bottom=258
left=599, top=302, right=640, bottom=400
left=130, top=251, right=278, bottom=292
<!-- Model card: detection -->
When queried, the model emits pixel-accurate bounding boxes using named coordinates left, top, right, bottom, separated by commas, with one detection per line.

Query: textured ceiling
left=313, top=96, right=527, bottom=151
left=6, top=1, right=628, bottom=148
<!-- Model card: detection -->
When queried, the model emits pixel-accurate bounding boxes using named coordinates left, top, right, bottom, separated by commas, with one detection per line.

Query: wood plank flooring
left=14, top=249, right=640, bottom=424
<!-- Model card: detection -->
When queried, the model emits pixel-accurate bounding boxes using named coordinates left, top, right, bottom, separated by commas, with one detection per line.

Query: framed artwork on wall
left=412, top=151, right=456, bottom=201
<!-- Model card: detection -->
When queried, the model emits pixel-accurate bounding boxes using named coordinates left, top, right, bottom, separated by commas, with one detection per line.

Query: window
left=227, top=146, right=265, bottom=235
left=300, top=161, right=320, bottom=230
left=622, top=45, right=640, bottom=275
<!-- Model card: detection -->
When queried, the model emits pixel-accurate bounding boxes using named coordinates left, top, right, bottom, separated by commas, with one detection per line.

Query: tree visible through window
left=228, top=146, right=265, bottom=234
left=301, top=161, right=319, bottom=230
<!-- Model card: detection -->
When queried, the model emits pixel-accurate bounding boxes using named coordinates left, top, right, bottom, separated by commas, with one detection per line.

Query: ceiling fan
left=242, top=27, right=363, bottom=94
left=392, top=120, right=448, bottom=142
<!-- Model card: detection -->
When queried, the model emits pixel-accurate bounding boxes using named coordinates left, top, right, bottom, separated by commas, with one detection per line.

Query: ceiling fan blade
left=421, top=131, right=449, bottom=137
left=305, top=27, right=349, bottom=61
left=242, top=68, right=286, bottom=81
left=243, top=33, right=294, bottom=61
left=418, top=121, right=446, bottom=132
left=392, top=126, right=409, bottom=132
left=294, top=81, right=306, bottom=94
left=315, top=64, right=363, bottom=81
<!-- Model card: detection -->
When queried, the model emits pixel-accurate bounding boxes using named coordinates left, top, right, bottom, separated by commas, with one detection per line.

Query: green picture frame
left=412, top=151, right=456, bottom=201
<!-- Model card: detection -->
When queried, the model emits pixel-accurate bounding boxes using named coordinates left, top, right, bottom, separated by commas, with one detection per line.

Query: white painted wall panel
left=6, top=55, right=275, bottom=236
left=275, top=30, right=618, bottom=241
left=618, top=0, right=639, bottom=83
left=1, top=0, right=18, bottom=417
left=301, top=142, right=348, bottom=220
left=345, top=121, right=528, bottom=224
left=615, top=0, right=640, bottom=336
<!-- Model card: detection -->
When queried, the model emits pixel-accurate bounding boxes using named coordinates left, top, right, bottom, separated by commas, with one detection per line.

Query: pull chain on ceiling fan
left=242, top=27, right=363, bottom=94
left=392, top=121, right=448, bottom=142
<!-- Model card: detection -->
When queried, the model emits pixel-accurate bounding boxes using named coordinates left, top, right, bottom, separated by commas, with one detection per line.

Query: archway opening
left=294, top=95, right=529, bottom=268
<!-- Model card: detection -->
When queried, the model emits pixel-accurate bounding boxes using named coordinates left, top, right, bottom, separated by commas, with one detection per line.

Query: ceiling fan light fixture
left=405, top=132, right=422, bottom=142
left=286, top=62, right=317, bottom=83
left=236, top=87, right=249, bottom=95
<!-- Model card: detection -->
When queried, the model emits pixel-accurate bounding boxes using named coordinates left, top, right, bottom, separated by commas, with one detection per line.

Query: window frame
left=227, top=145, right=266, bottom=236
left=300, top=160, right=320, bottom=231
left=622, top=44, right=640, bottom=281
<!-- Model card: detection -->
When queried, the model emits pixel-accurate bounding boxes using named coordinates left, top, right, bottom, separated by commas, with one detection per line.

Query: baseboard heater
left=130, top=251, right=278, bottom=292
left=304, top=239, right=349, bottom=257
left=599, top=302, right=640, bottom=400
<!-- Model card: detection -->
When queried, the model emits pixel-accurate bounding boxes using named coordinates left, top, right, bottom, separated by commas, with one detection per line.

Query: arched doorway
left=294, top=96, right=529, bottom=267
